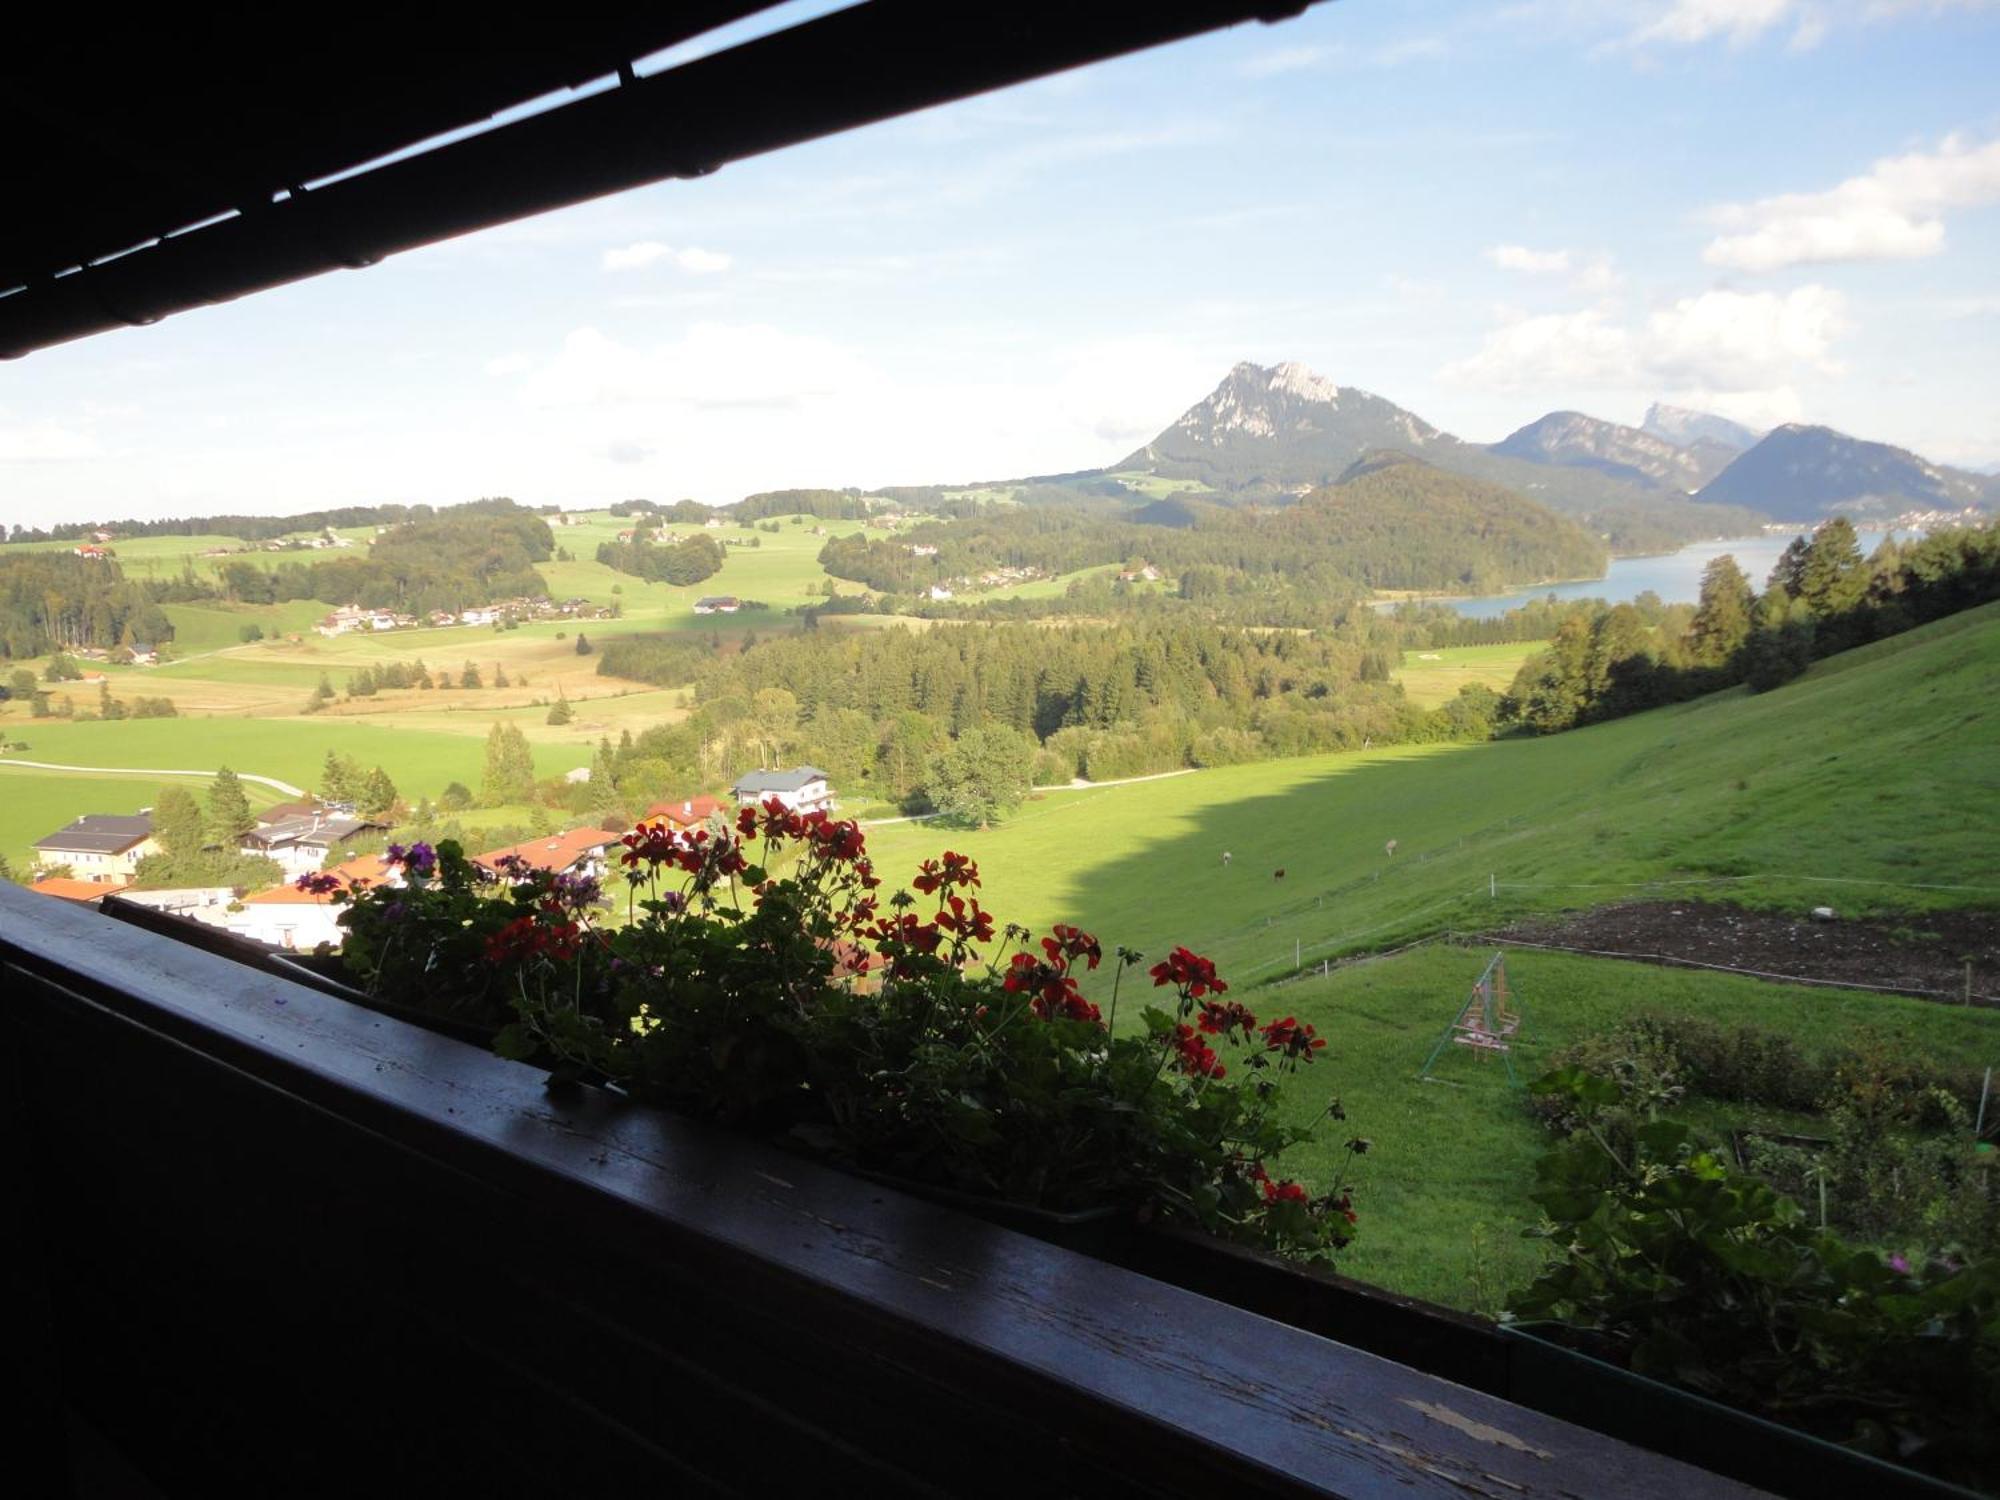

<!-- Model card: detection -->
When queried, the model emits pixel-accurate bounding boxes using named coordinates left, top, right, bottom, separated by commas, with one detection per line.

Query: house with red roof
left=225, top=855, right=393, bottom=952
left=644, top=794, right=729, bottom=831
left=471, top=827, right=614, bottom=883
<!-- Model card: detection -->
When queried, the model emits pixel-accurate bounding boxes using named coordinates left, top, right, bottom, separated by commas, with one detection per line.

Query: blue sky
left=3, top=0, right=1997, bottom=525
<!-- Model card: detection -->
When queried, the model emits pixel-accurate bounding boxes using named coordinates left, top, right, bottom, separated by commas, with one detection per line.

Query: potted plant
left=311, top=806, right=1366, bottom=1262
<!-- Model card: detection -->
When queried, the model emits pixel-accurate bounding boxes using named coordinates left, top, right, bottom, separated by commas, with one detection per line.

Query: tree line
left=1503, top=520, right=2000, bottom=733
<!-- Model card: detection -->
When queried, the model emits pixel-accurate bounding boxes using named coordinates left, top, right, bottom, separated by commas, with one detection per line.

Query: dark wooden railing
left=0, top=885, right=1764, bottom=1498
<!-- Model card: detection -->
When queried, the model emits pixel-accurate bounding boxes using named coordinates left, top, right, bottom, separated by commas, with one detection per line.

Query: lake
left=1408, top=531, right=1896, bottom=620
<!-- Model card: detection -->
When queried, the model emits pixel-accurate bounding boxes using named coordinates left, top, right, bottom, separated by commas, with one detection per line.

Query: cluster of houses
left=313, top=595, right=610, bottom=638
left=22, top=768, right=838, bottom=955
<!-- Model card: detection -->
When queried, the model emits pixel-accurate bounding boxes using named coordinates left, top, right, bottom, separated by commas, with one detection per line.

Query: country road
left=0, top=758, right=305, bottom=798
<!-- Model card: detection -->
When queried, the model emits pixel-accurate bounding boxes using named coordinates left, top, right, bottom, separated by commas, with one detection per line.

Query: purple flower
left=1889, top=1253, right=1912, bottom=1275
left=552, top=871, right=601, bottom=908
left=382, top=900, right=409, bottom=923
left=403, top=841, right=437, bottom=878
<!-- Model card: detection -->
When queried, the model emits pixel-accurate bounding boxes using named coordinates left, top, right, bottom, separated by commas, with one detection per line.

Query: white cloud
left=601, top=241, right=733, bottom=274
left=1485, top=245, right=1621, bottom=294
left=1487, top=244, right=1572, bottom=273
left=1633, top=0, right=1797, bottom=46
left=1442, top=286, right=1848, bottom=394
left=1704, top=132, right=2000, bottom=270
left=1237, top=45, right=1330, bottom=78
left=483, top=352, right=532, bottom=376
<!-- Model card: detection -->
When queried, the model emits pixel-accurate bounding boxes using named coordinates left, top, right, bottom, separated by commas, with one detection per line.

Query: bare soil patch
left=1484, top=901, right=2000, bottom=1002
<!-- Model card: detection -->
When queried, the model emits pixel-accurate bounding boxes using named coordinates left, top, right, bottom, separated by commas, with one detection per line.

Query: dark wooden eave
left=0, top=2, right=1321, bottom=360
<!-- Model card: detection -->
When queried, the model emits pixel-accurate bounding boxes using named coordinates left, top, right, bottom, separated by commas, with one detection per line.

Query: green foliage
left=1511, top=1067, right=2000, bottom=1485
left=205, top=766, right=255, bottom=847
left=924, top=725, right=1035, bottom=827
left=573, top=632, right=591, bottom=656
left=596, top=532, right=726, bottom=587
left=438, top=781, right=472, bottom=812
left=330, top=822, right=1360, bottom=1260
left=152, top=785, right=207, bottom=859
left=480, top=722, right=536, bottom=806
left=0, top=552, right=176, bottom=659
left=545, top=698, right=574, bottom=726
left=359, top=766, right=398, bottom=817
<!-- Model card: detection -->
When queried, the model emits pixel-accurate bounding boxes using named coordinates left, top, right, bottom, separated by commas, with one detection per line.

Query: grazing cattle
left=1273, top=868, right=1285, bottom=880
left=1385, top=839, right=1398, bottom=858
left=1221, top=850, right=1232, bottom=866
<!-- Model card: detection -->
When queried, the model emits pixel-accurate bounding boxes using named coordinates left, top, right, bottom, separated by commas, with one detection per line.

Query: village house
left=239, top=812, right=387, bottom=880
left=644, top=794, right=729, bottom=831
left=730, top=766, right=833, bottom=815
left=907, top=544, right=939, bottom=557
left=227, top=854, right=393, bottom=952
left=471, top=827, right=616, bottom=884
left=693, top=595, right=740, bottom=615
left=73, top=542, right=111, bottom=559
left=32, top=812, right=160, bottom=883
left=926, top=584, right=953, bottom=601
left=459, top=605, right=499, bottom=627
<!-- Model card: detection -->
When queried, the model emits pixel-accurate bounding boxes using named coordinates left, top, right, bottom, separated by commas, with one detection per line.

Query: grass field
left=1230, top=943, right=1999, bottom=1307
left=863, top=603, right=2000, bottom=985
left=1393, top=641, right=1544, bottom=708
left=0, top=767, right=287, bottom=872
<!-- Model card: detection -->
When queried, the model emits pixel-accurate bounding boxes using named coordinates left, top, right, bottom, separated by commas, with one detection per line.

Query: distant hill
left=1696, top=424, right=2000, bottom=520
left=1642, top=403, right=1762, bottom=454
left=1491, top=410, right=1731, bottom=492
left=1113, top=362, right=1766, bottom=552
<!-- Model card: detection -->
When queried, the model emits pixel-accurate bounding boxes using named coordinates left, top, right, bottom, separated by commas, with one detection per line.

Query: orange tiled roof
left=471, top=826, right=613, bottom=873
left=644, top=794, right=729, bottom=828
left=241, top=854, right=391, bottom=905
left=29, top=877, right=122, bottom=902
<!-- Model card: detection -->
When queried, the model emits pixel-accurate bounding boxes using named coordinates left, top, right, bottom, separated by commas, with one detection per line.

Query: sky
left=3, top=0, right=1998, bottom=526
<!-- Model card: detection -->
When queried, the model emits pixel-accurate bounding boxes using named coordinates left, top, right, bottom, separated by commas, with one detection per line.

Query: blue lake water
left=1412, top=531, right=1896, bottom=620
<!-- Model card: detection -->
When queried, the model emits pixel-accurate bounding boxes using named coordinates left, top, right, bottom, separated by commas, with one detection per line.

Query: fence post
left=1489, top=873, right=1496, bottom=900
left=1294, top=938, right=1301, bottom=971
left=1967, top=960, right=1975, bottom=1006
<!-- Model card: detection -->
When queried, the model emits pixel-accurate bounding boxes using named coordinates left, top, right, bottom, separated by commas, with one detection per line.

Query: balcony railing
left=1, top=883, right=1764, bottom=1497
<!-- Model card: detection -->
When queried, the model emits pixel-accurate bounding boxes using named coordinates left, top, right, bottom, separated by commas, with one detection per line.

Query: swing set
left=1418, top=951, right=1524, bottom=1086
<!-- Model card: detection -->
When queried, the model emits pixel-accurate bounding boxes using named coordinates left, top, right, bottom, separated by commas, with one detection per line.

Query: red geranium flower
left=1259, top=1016, right=1326, bottom=1061
left=1149, top=946, right=1226, bottom=998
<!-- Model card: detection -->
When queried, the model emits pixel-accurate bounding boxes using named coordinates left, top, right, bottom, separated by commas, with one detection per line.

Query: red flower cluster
left=934, top=893, right=995, bottom=945
left=1149, top=946, right=1225, bottom=998
left=1195, top=1000, right=1259, bottom=1040
left=911, top=850, right=980, bottom=896
left=1259, top=1015, right=1326, bottom=1062
left=741, top=798, right=871, bottom=868
left=1004, top=953, right=1102, bottom=1023
left=1042, top=924, right=1101, bottom=971
left=1168, top=1023, right=1226, bottom=1079
left=620, top=821, right=749, bottom=881
left=484, top=915, right=582, bottom=965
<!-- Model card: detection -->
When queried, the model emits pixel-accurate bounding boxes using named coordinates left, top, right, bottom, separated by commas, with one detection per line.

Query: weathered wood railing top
left=0, top=884, right=1764, bottom=1498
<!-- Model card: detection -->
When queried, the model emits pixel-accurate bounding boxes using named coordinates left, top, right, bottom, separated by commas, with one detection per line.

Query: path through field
left=0, top=758, right=305, bottom=797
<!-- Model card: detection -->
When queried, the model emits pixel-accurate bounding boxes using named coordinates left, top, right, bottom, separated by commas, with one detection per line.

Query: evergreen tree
left=546, top=697, right=574, bottom=726
left=153, top=784, right=207, bottom=857
left=481, top=722, right=536, bottom=805
left=460, top=661, right=482, bottom=689
left=1766, top=534, right=1812, bottom=599
left=494, top=664, right=511, bottom=689
left=1742, top=590, right=1815, bottom=692
left=574, top=633, right=592, bottom=655
left=359, top=766, right=398, bottom=817
left=313, top=673, right=335, bottom=706
left=206, top=766, right=256, bottom=847
left=321, top=750, right=357, bottom=805
left=1688, top=555, right=1756, bottom=668
left=1799, top=517, right=1869, bottom=618
left=439, top=781, right=472, bottom=812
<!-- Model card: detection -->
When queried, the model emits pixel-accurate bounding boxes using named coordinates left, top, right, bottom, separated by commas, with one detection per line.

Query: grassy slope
left=0, top=768, right=286, bottom=872
left=1247, top=944, right=1999, bottom=1307
left=864, top=603, right=2000, bottom=988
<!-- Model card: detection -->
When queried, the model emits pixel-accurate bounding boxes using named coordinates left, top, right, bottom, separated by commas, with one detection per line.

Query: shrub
left=324, top=817, right=1366, bottom=1261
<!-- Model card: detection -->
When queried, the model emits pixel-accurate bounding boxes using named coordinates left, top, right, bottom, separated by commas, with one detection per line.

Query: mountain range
left=1107, top=362, right=1996, bottom=544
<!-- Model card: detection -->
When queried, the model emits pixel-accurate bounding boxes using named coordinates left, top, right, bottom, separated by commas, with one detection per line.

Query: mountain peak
left=1493, top=409, right=1728, bottom=492
left=1642, top=403, right=1762, bottom=453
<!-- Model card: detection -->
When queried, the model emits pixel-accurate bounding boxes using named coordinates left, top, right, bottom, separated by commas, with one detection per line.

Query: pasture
left=1392, top=640, right=1544, bottom=708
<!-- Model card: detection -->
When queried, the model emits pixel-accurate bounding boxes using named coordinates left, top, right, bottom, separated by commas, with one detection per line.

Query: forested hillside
left=0, top=552, right=176, bottom=658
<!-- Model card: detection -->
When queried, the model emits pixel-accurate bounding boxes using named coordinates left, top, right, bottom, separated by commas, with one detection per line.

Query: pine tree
left=494, top=664, right=511, bottom=689
left=574, top=633, right=592, bottom=655
left=360, top=766, right=398, bottom=817
left=546, top=697, right=574, bottom=726
left=1688, top=555, right=1755, bottom=668
left=153, top=784, right=207, bottom=857
left=481, top=722, right=536, bottom=805
left=206, top=766, right=255, bottom=847
left=461, top=661, right=482, bottom=689
left=1799, top=517, right=1868, bottom=618
left=321, top=750, right=356, bottom=806
left=313, top=673, right=335, bottom=705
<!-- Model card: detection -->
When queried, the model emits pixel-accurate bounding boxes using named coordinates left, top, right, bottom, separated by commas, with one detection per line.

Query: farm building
left=228, top=855, right=394, bottom=952
left=731, top=767, right=833, bottom=815
left=239, top=814, right=387, bottom=880
left=693, top=595, right=741, bottom=615
left=32, top=812, right=160, bottom=883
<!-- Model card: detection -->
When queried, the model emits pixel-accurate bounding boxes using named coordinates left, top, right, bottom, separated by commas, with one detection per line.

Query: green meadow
left=1392, top=640, right=1544, bottom=708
